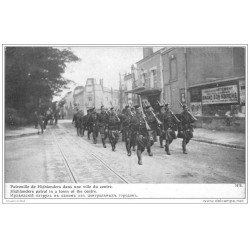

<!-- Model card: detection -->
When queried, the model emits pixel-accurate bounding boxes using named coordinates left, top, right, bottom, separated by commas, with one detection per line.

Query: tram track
left=51, top=126, right=129, bottom=184
left=50, top=129, right=77, bottom=183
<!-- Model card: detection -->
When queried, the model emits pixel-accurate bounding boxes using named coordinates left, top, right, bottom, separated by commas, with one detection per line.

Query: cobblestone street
left=4, top=120, right=245, bottom=184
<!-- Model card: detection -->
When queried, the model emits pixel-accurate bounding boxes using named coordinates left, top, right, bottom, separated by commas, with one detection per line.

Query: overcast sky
left=55, top=46, right=161, bottom=101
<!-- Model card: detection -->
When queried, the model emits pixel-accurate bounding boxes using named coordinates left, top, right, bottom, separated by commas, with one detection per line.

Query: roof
left=125, top=86, right=162, bottom=95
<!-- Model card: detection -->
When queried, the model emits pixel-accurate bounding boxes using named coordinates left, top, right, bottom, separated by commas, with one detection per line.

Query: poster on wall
left=202, top=85, right=238, bottom=104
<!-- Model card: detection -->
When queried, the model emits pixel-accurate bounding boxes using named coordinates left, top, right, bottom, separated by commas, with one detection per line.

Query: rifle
left=110, top=101, right=120, bottom=122
left=138, top=95, right=151, bottom=131
left=178, top=100, right=197, bottom=122
left=145, top=100, right=162, bottom=125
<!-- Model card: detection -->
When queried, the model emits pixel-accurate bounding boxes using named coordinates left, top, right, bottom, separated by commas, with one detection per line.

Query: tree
left=5, top=47, right=80, bottom=120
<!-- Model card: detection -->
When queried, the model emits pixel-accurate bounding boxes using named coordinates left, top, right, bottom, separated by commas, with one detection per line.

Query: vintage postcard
left=2, top=45, right=247, bottom=203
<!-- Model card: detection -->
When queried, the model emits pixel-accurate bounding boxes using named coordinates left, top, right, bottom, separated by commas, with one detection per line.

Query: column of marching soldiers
left=72, top=101, right=197, bottom=165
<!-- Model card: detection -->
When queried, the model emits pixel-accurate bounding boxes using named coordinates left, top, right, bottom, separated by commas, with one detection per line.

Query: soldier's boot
left=160, top=138, right=164, bottom=148
left=165, top=142, right=171, bottom=155
left=132, top=145, right=136, bottom=151
left=137, top=150, right=142, bottom=165
left=102, top=138, right=106, bottom=148
left=182, top=140, right=187, bottom=154
left=147, top=147, right=153, bottom=156
left=93, top=136, right=97, bottom=144
left=126, top=143, right=131, bottom=156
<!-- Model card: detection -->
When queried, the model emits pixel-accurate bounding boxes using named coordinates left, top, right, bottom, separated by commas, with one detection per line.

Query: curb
left=193, top=138, right=245, bottom=149
left=5, top=132, right=38, bottom=139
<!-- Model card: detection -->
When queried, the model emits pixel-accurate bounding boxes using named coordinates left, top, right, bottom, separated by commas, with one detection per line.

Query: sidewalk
left=193, top=128, right=245, bottom=149
left=5, top=126, right=39, bottom=139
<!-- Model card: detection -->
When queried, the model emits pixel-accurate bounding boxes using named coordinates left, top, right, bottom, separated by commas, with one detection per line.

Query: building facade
left=62, top=78, right=120, bottom=115
left=61, top=90, right=74, bottom=119
left=128, top=46, right=245, bottom=117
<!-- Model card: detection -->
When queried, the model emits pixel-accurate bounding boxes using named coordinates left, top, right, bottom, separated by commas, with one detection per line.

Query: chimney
left=99, top=79, right=104, bottom=89
left=143, top=47, right=154, bottom=58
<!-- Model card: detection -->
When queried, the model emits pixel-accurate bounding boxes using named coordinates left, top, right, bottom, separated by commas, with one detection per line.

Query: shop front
left=125, top=86, right=162, bottom=110
left=188, top=78, right=245, bottom=132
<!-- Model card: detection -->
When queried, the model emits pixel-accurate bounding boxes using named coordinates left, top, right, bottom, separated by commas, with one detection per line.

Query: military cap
left=182, top=104, right=187, bottom=109
left=134, top=105, right=140, bottom=109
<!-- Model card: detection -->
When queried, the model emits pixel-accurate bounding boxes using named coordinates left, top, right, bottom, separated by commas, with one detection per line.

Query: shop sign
left=202, top=85, right=238, bottom=104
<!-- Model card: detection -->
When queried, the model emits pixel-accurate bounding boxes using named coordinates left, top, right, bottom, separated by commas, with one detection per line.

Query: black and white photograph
left=2, top=45, right=247, bottom=203
left=1, top=1, right=250, bottom=250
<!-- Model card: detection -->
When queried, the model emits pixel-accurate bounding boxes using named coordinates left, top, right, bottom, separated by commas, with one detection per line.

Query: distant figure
left=37, top=113, right=44, bottom=134
left=34, top=111, right=39, bottom=129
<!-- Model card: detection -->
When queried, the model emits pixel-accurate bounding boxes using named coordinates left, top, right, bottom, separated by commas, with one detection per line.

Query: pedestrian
left=179, top=104, right=197, bottom=154
left=37, top=113, right=44, bottom=134
left=34, top=111, right=39, bottom=129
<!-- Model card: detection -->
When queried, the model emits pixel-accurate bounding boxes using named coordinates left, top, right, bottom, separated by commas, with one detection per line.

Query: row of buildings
left=60, top=78, right=120, bottom=119
left=120, top=46, right=246, bottom=117
left=60, top=46, right=246, bottom=123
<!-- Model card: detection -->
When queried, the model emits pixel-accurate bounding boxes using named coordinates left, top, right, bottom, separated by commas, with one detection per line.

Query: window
left=142, top=72, right=147, bottom=86
left=150, top=69, right=157, bottom=88
left=170, top=56, right=177, bottom=81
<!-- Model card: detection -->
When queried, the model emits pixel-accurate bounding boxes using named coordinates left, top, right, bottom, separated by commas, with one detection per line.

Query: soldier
left=179, top=104, right=196, bottom=154
left=88, top=108, right=99, bottom=144
left=108, top=107, right=120, bottom=151
left=131, top=105, right=153, bottom=165
left=121, top=105, right=136, bottom=156
left=144, top=105, right=158, bottom=143
left=86, top=109, right=92, bottom=140
left=156, top=105, right=165, bottom=148
left=72, top=109, right=78, bottom=126
left=162, top=104, right=180, bottom=155
left=98, top=106, right=108, bottom=148
left=75, top=110, right=82, bottom=136
left=78, top=110, right=85, bottom=136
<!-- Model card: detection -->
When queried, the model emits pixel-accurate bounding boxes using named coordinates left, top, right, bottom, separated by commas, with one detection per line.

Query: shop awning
left=125, top=86, right=161, bottom=96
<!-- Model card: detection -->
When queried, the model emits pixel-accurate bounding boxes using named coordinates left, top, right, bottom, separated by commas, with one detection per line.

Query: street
left=5, top=120, right=245, bottom=184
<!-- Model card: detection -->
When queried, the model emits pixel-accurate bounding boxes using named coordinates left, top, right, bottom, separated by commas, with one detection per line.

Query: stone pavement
left=5, top=126, right=39, bottom=139
left=193, top=128, right=245, bottom=149
left=4, top=123, right=246, bottom=149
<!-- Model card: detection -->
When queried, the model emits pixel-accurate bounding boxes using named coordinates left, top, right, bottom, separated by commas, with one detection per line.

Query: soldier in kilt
left=98, top=106, right=108, bottom=148
left=74, top=110, right=82, bottom=136
left=144, top=105, right=158, bottom=143
left=179, top=104, right=196, bottom=154
left=108, top=107, right=120, bottom=151
left=132, top=105, right=154, bottom=165
left=78, top=110, right=85, bottom=137
left=85, top=109, right=92, bottom=140
left=121, top=106, right=136, bottom=156
left=88, top=108, right=99, bottom=144
left=162, top=104, right=180, bottom=155
left=156, top=105, right=165, bottom=148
